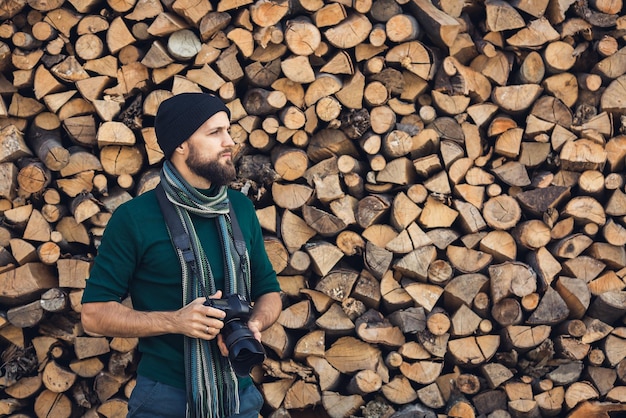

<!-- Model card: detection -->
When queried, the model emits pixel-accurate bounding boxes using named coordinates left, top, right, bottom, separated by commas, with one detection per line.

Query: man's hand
left=248, top=292, right=282, bottom=336
left=247, top=319, right=263, bottom=342
left=176, top=290, right=226, bottom=340
left=216, top=334, right=229, bottom=356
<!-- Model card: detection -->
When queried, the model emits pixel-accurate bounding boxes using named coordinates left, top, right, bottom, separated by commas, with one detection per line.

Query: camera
left=204, top=294, right=266, bottom=376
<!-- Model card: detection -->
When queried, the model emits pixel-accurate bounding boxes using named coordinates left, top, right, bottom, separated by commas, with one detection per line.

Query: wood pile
left=2, top=0, right=626, bottom=416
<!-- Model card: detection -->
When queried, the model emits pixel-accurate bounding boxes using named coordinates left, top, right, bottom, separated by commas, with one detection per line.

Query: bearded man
left=81, top=93, right=282, bottom=418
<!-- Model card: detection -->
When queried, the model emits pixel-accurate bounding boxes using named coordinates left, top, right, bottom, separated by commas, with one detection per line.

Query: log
left=0, top=263, right=57, bottom=306
left=409, top=0, right=460, bottom=47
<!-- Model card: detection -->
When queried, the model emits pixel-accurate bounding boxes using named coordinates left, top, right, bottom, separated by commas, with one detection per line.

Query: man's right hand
left=176, top=290, right=226, bottom=340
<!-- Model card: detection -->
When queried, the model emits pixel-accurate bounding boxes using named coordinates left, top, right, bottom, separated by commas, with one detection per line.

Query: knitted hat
left=154, top=93, right=231, bottom=158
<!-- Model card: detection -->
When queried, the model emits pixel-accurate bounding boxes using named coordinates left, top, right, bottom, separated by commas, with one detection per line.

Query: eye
left=210, top=127, right=228, bottom=135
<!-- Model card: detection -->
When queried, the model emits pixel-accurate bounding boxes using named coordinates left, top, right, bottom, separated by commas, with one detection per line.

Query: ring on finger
left=206, top=326, right=210, bottom=334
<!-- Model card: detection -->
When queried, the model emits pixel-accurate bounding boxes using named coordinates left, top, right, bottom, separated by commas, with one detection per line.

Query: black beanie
left=154, top=93, right=231, bottom=159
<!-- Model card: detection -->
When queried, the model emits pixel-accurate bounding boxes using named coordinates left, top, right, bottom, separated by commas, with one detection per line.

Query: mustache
left=219, top=147, right=234, bottom=156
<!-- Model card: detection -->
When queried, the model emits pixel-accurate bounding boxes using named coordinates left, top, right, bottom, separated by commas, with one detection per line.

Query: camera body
left=205, top=293, right=252, bottom=323
left=204, top=294, right=265, bottom=376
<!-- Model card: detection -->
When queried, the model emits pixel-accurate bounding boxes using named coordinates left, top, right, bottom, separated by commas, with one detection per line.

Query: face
left=184, top=111, right=236, bottom=187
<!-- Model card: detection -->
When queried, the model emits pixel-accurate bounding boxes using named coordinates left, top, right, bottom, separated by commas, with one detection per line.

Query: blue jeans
left=127, top=375, right=264, bottom=418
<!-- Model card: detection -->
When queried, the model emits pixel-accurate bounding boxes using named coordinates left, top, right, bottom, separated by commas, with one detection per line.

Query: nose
left=223, top=129, right=235, bottom=147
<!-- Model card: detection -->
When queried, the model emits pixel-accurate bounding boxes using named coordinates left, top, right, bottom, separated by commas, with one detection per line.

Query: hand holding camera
left=204, top=293, right=266, bottom=376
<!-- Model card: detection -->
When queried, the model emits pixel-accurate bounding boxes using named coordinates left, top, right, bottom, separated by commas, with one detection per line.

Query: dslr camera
left=204, top=294, right=266, bottom=376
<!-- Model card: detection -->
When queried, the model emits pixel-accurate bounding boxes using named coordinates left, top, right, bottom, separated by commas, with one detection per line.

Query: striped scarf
left=159, top=161, right=251, bottom=418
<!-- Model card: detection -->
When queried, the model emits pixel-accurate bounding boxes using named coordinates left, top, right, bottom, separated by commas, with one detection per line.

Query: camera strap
left=228, top=200, right=250, bottom=296
left=155, top=184, right=248, bottom=297
left=156, top=184, right=199, bottom=276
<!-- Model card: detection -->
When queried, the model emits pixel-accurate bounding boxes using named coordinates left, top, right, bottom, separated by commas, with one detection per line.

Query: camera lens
left=222, top=322, right=265, bottom=376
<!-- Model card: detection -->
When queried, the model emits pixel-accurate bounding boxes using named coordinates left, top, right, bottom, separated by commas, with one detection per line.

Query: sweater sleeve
left=82, top=202, right=139, bottom=303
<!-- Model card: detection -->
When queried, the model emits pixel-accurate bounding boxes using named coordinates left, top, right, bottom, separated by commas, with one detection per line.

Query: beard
left=186, top=146, right=236, bottom=187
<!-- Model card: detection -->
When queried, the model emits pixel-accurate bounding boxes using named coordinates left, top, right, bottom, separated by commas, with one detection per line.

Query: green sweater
left=82, top=187, right=280, bottom=389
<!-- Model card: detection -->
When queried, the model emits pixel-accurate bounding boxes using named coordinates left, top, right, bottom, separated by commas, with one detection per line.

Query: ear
left=169, top=143, right=187, bottom=165
left=174, top=141, right=187, bottom=154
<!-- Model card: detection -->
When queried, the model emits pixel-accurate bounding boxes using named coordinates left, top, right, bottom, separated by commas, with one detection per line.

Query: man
left=81, top=93, right=282, bottom=418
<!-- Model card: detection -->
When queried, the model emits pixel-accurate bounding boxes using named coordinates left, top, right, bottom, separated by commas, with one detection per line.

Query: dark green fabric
left=82, top=187, right=280, bottom=390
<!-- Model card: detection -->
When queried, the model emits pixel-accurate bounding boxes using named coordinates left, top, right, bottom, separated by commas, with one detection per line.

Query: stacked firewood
left=1, top=0, right=626, bottom=416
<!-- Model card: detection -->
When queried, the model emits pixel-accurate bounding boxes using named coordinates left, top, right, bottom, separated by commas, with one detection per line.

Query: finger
left=205, top=318, right=224, bottom=330
left=200, top=325, right=217, bottom=340
left=247, top=320, right=260, bottom=333
left=247, top=320, right=262, bottom=341
left=205, top=306, right=226, bottom=320
left=204, top=292, right=226, bottom=318
left=197, top=325, right=211, bottom=339
left=216, top=334, right=229, bottom=356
